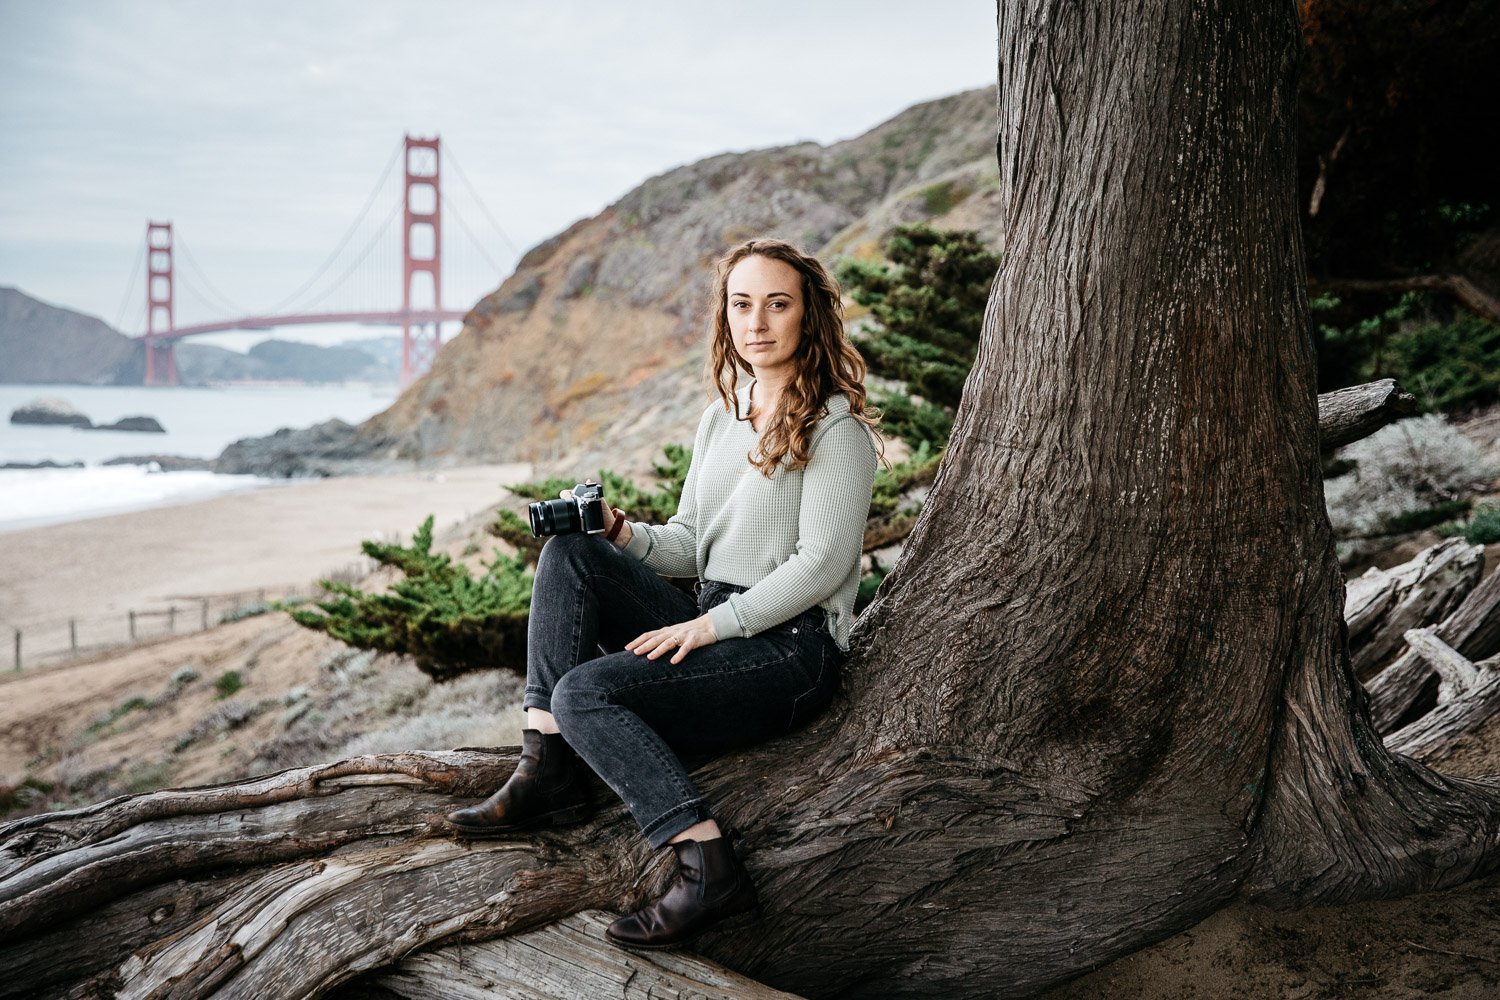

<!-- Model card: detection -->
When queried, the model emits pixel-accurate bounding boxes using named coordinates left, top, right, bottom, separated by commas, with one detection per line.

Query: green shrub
left=1440, top=501, right=1500, bottom=545
left=837, top=224, right=998, bottom=451
left=1324, top=414, right=1495, bottom=538
left=1379, top=312, right=1500, bottom=413
left=85, top=696, right=150, bottom=736
left=1314, top=293, right=1500, bottom=413
left=920, top=180, right=955, bottom=216
left=214, top=671, right=245, bottom=700
left=856, top=566, right=888, bottom=612
left=284, top=516, right=534, bottom=681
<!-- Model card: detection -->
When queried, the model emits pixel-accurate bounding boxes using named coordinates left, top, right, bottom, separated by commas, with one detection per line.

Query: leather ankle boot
left=444, top=728, right=591, bottom=836
left=605, top=835, right=760, bottom=950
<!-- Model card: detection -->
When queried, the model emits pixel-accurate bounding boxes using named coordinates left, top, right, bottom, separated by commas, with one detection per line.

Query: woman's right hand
left=561, top=487, right=627, bottom=546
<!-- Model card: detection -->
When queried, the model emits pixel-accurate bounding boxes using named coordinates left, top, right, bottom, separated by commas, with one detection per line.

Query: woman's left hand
left=627, top=614, right=719, bottom=665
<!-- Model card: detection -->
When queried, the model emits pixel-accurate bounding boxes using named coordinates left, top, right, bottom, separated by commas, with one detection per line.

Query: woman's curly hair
left=705, top=238, right=885, bottom=478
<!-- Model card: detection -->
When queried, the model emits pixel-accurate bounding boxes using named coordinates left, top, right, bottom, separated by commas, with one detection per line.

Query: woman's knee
left=537, top=530, right=612, bottom=581
left=550, top=668, right=609, bottom=732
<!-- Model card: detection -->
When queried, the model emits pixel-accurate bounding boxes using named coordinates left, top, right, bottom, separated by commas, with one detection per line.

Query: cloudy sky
left=0, top=1, right=996, bottom=352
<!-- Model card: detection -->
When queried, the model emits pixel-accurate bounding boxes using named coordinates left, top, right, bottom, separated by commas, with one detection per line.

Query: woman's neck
left=748, top=379, right=783, bottom=431
left=750, top=369, right=792, bottom=413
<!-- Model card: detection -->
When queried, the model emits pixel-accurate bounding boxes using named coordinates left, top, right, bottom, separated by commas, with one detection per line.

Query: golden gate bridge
left=117, top=135, right=514, bottom=387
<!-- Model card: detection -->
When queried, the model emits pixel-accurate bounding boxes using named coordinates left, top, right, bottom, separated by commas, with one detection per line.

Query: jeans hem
left=641, top=798, right=712, bottom=849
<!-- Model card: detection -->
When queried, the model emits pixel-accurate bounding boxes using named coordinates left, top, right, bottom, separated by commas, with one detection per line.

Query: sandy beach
left=0, top=463, right=530, bottom=651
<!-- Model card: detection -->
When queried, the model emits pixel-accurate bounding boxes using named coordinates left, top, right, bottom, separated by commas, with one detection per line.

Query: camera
left=528, top=479, right=608, bottom=538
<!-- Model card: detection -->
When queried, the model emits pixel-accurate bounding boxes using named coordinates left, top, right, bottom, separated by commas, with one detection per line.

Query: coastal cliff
left=234, top=86, right=1003, bottom=479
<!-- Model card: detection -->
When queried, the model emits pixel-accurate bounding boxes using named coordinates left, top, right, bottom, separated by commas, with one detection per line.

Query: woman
left=445, top=237, right=882, bottom=949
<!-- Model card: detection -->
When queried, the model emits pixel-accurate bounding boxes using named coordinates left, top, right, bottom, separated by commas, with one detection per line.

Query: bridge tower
left=401, top=135, right=444, bottom=387
left=143, top=222, right=179, bottom=386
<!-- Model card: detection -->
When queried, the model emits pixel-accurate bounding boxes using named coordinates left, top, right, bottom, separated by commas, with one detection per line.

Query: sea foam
left=0, top=465, right=277, bottom=533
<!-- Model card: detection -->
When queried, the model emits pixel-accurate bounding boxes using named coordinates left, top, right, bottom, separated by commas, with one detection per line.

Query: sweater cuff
left=707, top=599, right=745, bottom=641
left=622, top=520, right=652, bottom=561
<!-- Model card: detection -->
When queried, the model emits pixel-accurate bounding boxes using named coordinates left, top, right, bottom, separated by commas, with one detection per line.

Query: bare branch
left=1403, top=627, right=1486, bottom=699
left=1316, top=379, right=1419, bottom=452
left=1310, top=274, right=1500, bottom=326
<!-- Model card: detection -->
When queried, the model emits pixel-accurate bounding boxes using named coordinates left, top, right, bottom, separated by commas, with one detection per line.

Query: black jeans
left=523, top=531, right=842, bottom=847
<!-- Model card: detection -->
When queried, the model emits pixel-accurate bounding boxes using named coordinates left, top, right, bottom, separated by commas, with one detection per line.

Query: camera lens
left=528, top=497, right=582, bottom=537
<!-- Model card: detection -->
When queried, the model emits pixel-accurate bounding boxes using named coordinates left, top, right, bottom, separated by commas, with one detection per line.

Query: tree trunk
left=6, top=3, right=1500, bottom=998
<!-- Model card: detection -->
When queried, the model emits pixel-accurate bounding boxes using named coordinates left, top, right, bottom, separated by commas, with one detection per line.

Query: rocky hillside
left=0, top=287, right=139, bottom=384
left=300, top=86, right=1002, bottom=480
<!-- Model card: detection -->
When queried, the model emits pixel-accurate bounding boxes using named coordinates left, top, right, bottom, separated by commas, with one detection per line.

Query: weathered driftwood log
left=1366, top=558, right=1500, bottom=733
left=1315, top=378, right=1420, bottom=452
left=1341, top=538, right=1483, bottom=680
left=1386, top=630, right=1500, bottom=763
left=345, top=911, right=803, bottom=1000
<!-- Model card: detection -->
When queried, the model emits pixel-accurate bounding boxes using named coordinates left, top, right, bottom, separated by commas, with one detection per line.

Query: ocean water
left=0, top=382, right=399, bottom=532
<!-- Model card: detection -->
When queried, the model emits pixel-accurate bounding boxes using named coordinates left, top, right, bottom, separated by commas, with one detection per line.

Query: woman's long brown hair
left=705, top=238, right=885, bottom=477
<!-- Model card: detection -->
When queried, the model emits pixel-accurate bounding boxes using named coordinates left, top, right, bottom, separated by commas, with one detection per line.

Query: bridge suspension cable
left=176, top=235, right=251, bottom=317
left=263, top=138, right=405, bottom=316
left=111, top=239, right=146, bottom=333
left=289, top=198, right=403, bottom=315
left=441, top=141, right=522, bottom=258
left=440, top=189, right=507, bottom=277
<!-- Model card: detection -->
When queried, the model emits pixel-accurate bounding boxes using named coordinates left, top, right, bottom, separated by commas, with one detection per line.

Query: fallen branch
left=364, top=910, right=804, bottom=999
left=1316, top=379, right=1420, bottom=453
left=1343, top=539, right=1482, bottom=681
left=1367, top=560, right=1500, bottom=733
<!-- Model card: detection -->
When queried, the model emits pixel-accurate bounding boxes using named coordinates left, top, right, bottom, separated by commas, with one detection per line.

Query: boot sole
left=445, top=802, right=592, bottom=838
left=603, top=905, right=762, bottom=951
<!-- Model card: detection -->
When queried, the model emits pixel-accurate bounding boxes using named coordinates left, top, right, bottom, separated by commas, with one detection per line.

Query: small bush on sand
left=1324, top=414, right=1495, bottom=539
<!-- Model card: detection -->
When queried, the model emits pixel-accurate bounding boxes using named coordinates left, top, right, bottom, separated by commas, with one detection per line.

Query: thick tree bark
left=6, top=3, right=1500, bottom=999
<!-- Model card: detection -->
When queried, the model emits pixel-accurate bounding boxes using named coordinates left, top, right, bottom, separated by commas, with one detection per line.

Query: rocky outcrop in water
left=9, top=397, right=93, bottom=428
left=101, top=454, right=213, bottom=471
left=0, top=459, right=85, bottom=469
left=86, top=415, right=166, bottom=433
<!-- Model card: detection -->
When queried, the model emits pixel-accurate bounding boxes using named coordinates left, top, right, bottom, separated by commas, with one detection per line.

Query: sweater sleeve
left=620, top=404, right=714, bottom=578
left=706, top=414, right=877, bottom=641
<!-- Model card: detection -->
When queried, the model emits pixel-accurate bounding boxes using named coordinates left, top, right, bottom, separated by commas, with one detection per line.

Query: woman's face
left=725, top=254, right=804, bottom=381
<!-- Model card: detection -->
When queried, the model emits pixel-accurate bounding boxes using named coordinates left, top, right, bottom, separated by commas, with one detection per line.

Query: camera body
left=528, top=479, right=608, bottom=538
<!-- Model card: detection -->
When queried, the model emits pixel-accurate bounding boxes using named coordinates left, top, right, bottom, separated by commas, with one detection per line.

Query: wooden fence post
left=201, top=599, right=209, bottom=631
left=168, top=605, right=176, bottom=633
left=129, top=610, right=136, bottom=641
left=70, top=619, right=77, bottom=652
left=13, top=628, right=19, bottom=672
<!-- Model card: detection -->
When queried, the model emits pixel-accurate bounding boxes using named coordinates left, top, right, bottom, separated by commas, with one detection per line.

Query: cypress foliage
left=281, top=516, right=534, bottom=680
left=284, top=448, right=694, bottom=680
left=837, top=224, right=1000, bottom=451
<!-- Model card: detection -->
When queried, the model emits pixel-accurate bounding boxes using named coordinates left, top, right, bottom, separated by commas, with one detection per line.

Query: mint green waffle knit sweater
left=622, top=380, right=878, bottom=651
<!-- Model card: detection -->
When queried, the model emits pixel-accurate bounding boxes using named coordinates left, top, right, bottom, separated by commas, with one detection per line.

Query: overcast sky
left=0, top=1, right=995, bottom=352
